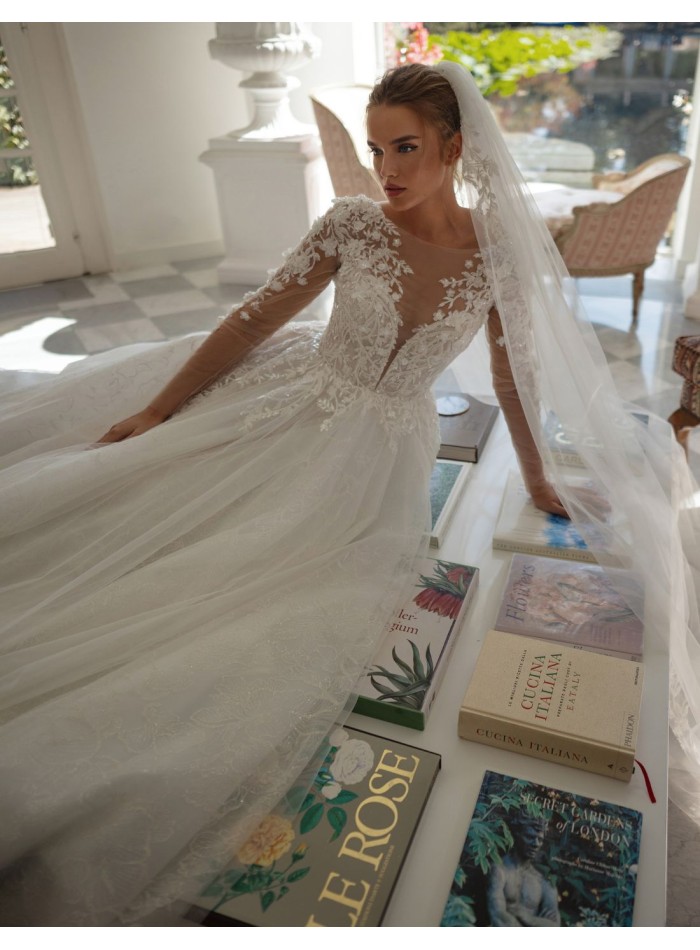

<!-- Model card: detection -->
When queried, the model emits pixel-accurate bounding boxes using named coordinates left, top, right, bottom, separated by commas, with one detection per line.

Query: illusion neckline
left=375, top=203, right=481, bottom=255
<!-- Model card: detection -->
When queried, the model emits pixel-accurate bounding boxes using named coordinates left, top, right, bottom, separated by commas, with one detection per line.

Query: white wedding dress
left=0, top=196, right=526, bottom=924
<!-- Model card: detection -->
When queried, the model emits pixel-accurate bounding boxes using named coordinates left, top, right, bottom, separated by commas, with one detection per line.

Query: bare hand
left=530, top=482, right=569, bottom=518
left=96, top=407, right=167, bottom=444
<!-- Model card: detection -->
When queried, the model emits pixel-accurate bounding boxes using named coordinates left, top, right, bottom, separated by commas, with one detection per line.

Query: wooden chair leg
left=632, top=269, right=644, bottom=324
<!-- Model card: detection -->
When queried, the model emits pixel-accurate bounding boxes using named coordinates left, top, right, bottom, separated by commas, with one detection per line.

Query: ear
left=445, top=131, right=463, bottom=166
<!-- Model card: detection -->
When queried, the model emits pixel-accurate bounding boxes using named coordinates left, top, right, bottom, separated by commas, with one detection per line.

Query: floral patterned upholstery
left=310, top=85, right=385, bottom=202
left=553, top=153, right=691, bottom=322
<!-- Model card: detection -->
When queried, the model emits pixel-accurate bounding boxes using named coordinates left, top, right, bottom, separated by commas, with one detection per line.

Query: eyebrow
left=366, top=135, right=422, bottom=146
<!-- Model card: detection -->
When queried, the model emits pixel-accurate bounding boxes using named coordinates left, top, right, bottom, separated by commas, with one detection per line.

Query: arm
left=486, top=865, right=523, bottom=926
left=514, top=879, right=561, bottom=926
left=98, top=210, right=341, bottom=442
left=486, top=307, right=568, bottom=517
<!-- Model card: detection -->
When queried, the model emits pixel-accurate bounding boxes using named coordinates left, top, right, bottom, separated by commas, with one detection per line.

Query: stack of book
left=436, top=392, right=499, bottom=463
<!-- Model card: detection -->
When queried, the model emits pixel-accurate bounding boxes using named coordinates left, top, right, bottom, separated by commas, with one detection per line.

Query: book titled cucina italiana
left=458, top=629, right=643, bottom=781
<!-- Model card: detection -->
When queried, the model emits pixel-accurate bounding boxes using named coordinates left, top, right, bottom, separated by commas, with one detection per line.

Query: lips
left=384, top=185, right=406, bottom=197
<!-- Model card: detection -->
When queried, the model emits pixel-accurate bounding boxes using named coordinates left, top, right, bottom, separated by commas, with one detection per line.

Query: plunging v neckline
left=369, top=203, right=485, bottom=389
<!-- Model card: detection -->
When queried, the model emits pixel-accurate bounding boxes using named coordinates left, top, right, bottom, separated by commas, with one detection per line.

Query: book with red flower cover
left=185, top=727, right=441, bottom=927
left=353, top=557, right=479, bottom=730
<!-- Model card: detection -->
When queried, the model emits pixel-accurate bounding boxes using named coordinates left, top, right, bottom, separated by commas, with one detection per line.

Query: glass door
left=0, top=24, right=86, bottom=290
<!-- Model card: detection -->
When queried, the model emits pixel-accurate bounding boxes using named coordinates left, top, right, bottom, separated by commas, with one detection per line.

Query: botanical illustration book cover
left=353, top=557, right=479, bottom=730
left=494, top=553, right=644, bottom=662
left=492, top=470, right=626, bottom=564
left=441, top=770, right=642, bottom=927
left=429, top=459, right=473, bottom=547
left=458, top=629, right=643, bottom=781
left=436, top=392, right=499, bottom=463
left=186, top=727, right=441, bottom=927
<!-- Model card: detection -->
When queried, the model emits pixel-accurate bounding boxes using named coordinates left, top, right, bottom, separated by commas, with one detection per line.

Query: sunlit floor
left=1, top=252, right=699, bottom=926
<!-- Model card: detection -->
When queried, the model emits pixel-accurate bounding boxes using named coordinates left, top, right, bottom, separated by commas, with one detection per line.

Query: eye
left=398, top=144, right=417, bottom=153
left=368, top=146, right=382, bottom=156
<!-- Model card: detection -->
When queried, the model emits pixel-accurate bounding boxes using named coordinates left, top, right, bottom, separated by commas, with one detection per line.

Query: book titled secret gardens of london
left=353, top=557, right=479, bottom=730
left=441, top=770, right=642, bottom=927
left=185, top=727, right=441, bottom=927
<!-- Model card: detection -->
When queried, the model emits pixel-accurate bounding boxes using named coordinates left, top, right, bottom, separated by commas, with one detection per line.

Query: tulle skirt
left=0, top=321, right=436, bottom=924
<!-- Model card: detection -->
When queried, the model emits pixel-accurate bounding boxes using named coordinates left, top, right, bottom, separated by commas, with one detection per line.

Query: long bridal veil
left=436, top=60, right=700, bottom=820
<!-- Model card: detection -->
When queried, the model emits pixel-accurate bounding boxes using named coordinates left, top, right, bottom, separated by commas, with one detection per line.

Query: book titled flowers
left=186, top=727, right=441, bottom=927
left=494, top=553, right=644, bottom=661
left=441, top=770, right=642, bottom=927
left=353, top=557, right=479, bottom=729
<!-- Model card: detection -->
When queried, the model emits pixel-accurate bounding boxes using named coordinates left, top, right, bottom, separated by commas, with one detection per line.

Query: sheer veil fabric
left=435, top=60, right=700, bottom=819
left=1, top=61, right=699, bottom=927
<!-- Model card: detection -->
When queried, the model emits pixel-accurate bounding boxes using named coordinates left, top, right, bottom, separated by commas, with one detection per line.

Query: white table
left=346, top=414, right=668, bottom=927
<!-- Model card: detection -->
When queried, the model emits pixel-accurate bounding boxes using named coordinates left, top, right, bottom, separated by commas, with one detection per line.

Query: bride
left=1, top=61, right=698, bottom=925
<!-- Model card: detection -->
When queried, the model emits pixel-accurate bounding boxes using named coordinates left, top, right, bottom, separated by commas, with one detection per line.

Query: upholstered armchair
left=310, top=84, right=384, bottom=201
left=550, top=154, right=691, bottom=322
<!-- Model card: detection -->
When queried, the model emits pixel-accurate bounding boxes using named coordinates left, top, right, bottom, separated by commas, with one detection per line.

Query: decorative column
left=200, top=23, right=329, bottom=285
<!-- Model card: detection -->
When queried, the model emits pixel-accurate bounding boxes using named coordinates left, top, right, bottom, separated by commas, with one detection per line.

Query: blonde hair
left=367, top=63, right=462, bottom=169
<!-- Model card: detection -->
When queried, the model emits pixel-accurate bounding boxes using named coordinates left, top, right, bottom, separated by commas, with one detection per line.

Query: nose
left=379, top=154, right=397, bottom=181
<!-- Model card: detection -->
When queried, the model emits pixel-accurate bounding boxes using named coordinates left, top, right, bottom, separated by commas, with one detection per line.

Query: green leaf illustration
left=261, top=890, right=275, bottom=912
left=300, top=802, right=324, bottom=834
left=327, top=806, right=347, bottom=841
left=300, top=792, right=315, bottom=812
left=329, top=789, right=358, bottom=805
left=287, top=866, right=311, bottom=883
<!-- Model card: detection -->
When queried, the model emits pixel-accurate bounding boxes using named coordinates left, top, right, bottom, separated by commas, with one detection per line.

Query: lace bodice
left=148, top=196, right=543, bottom=484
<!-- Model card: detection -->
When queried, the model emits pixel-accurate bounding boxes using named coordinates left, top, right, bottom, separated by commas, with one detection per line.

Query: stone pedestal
left=200, top=134, right=331, bottom=286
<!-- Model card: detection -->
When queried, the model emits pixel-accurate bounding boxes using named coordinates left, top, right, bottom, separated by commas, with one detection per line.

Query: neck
left=387, top=188, right=474, bottom=249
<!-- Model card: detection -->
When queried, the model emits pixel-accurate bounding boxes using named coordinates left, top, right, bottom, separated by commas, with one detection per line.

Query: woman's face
left=366, top=103, right=459, bottom=210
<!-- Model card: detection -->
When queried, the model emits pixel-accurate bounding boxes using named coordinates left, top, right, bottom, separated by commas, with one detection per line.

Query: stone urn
left=208, top=22, right=321, bottom=140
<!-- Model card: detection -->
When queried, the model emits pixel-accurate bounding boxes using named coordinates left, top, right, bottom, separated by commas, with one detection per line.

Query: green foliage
left=441, top=893, right=477, bottom=926
left=429, top=25, right=621, bottom=99
left=0, top=44, right=37, bottom=186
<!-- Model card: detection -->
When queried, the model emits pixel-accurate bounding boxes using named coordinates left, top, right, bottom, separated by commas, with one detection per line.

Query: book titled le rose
left=458, top=629, right=643, bottom=781
left=186, top=727, right=441, bottom=927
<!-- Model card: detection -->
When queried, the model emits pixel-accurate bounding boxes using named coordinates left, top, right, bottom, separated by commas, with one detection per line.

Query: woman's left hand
left=530, top=482, right=569, bottom=518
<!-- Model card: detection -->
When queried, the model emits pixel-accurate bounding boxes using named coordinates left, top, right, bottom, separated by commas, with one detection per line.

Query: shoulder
left=320, top=194, right=384, bottom=226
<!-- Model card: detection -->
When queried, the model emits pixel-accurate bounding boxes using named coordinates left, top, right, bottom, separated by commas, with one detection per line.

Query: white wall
left=60, top=22, right=376, bottom=271
left=62, top=22, right=249, bottom=269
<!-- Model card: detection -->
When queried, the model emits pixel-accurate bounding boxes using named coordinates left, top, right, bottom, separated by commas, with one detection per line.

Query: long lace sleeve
left=486, top=306, right=549, bottom=495
left=147, top=209, right=341, bottom=419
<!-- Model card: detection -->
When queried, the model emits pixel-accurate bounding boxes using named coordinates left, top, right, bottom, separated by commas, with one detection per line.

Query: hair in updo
left=367, top=63, right=462, bottom=163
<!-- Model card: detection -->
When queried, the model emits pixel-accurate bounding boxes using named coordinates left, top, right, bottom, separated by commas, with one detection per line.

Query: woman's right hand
left=96, top=406, right=167, bottom=444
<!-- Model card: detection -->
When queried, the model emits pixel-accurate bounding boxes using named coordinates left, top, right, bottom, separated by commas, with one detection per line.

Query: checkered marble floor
left=1, top=252, right=700, bottom=926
